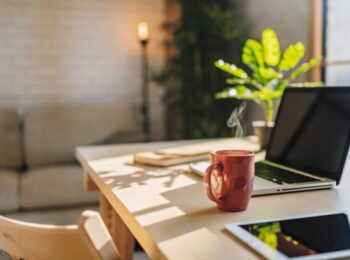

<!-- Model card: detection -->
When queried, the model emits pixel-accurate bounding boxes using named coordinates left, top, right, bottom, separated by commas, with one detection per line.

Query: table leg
left=84, top=170, right=98, bottom=191
left=99, top=194, right=135, bottom=260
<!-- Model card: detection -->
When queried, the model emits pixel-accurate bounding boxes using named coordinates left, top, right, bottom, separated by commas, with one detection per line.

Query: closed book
left=133, top=137, right=259, bottom=167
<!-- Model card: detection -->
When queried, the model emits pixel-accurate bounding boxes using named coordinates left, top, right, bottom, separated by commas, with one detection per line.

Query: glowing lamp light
left=138, top=22, right=149, bottom=42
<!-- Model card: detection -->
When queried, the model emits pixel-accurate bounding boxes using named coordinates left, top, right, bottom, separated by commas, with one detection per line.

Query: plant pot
left=252, top=121, right=274, bottom=150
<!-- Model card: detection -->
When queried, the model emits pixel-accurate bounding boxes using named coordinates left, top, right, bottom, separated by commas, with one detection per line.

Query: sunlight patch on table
left=89, top=155, right=136, bottom=174
left=115, top=186, right=171, bottom=213
left=159, top=228, right=222, bottom=260
left=135, top=206, right=185, bottom=226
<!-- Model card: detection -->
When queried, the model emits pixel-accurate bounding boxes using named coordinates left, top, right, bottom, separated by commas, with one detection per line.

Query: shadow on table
left=99, top=168, right=184, bottom=190
left=133, top=181, right=343, bottom=244
left=132, top=180, right=228, bottom=243
left=97, top=160, right=343, bottom=245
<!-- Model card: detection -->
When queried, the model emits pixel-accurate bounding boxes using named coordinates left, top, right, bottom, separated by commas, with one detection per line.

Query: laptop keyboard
left=255, top=162, right=318, bottom=185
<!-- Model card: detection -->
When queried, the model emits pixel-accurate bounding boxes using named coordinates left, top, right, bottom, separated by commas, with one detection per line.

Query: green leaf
left=242, top=39, right=264, bottom=70
left=226, top=77, right=263, bottom=90
left=276, top=79, right=290, bottom=90
left=262, top=28, right=281, bottom=66
left=215, top=60, right=248, bottom=79
left=215, top=85, right=254, bottom=100
left=254, top=87, right=283, bottom=101
left=290, top=56, right=323, bottom=80
left=279, top=42, right=305, bottom=70
left=289, top=82, right=324, bottom=87
left=252, top=71, right=267, bottom=84
left=236, top=85, right=251, bottom=97
left=226, top=78, right=248, bottom=85
left=252, top=67, right=280, bottom=85
left=258, top=67, right=280, bottom=79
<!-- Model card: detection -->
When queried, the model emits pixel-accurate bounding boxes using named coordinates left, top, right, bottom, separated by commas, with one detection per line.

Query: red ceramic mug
left=203, top=150, right=254, bottom=211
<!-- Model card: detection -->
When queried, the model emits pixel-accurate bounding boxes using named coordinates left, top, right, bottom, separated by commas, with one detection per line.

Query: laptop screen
left=266, top=87, right=350, bottom=183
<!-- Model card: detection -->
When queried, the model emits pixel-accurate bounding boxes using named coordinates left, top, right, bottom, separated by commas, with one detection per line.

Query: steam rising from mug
left=227, top=102, right=246, bottom=138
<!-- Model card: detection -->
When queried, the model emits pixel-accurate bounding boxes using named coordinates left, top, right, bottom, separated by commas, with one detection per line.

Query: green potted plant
left=155, top=0, right=243, bottom=139
left=215, top=28, right=323, bottom=148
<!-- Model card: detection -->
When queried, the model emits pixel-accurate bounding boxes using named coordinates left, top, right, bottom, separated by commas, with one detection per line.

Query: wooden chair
left=0, top=210, right=120, bottom=260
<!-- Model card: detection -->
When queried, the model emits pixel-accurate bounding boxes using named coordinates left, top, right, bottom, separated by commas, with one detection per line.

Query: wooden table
left=76, top=138, right=350, bottom=260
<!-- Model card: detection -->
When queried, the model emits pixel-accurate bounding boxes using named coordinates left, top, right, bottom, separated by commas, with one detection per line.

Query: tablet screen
left=239, top=213, right=350, bottom=258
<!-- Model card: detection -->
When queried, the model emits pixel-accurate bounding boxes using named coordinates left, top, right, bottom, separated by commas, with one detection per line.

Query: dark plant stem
left=141, top=41, right=151, bottom=141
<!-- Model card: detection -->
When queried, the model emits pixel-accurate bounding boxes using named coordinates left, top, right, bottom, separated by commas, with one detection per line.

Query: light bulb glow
left=138, top=22, right=149, bottom=41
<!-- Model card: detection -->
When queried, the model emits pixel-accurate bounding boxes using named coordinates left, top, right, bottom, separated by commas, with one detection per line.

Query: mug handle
left=204, top=163, right=225, bottom=204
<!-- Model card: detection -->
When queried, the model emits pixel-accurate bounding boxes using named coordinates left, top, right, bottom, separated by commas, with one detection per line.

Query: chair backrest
left=0, top=211, right=120, bottom=260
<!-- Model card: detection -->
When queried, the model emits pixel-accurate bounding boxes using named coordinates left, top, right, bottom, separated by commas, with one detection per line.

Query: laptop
left=190, top=87, right=350, bottom=196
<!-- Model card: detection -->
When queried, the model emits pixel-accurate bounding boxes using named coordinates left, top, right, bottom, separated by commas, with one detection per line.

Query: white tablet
left=225, top=212, right=350, bottom=260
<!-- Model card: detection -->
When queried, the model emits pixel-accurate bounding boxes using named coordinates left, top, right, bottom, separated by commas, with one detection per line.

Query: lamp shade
left=138, top=22, right=149, bottom=42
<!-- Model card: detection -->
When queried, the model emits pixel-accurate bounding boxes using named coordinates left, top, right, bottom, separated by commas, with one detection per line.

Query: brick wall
left=0, top=0, right=165, bottom=140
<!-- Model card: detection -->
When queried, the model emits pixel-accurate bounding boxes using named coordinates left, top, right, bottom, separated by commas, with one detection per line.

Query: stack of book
left=133, top=138, right=259, bottom=166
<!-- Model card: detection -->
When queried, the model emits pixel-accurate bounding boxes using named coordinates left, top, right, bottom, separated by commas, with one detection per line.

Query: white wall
left=325, top=0, right=350, bottom=85
left=0, top=0, right=165, bottom=140
left=241, top=0, right=310, bottom=68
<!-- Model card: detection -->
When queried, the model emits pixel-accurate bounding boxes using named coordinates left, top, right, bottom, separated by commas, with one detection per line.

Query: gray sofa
left=0, top=103, right=141, bottom=224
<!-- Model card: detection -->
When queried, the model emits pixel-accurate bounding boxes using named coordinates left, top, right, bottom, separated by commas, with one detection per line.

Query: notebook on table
left=133, top=138, right=259, bottom=166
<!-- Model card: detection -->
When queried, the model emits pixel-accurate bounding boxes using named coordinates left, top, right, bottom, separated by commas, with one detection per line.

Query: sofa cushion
left=0, top=108, right=22, bottom=169
left=24, top=103, right=141, bottom=166
left=0, top=170, right=19, bottom=212
left=19, top=165, right=98, bottom=209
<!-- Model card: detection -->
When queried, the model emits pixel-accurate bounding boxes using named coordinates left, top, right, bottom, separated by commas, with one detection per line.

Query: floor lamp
left=138, top=22, right=151, bottom=142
